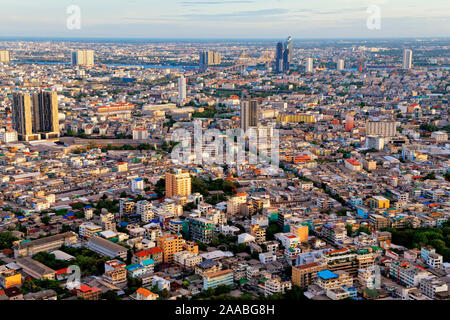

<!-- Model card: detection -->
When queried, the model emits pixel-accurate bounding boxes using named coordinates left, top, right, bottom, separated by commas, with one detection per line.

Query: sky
left=0, top=0, right=449, bottom=39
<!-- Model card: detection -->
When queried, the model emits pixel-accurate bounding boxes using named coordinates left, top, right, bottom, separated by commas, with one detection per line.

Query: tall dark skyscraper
left=32, top=91, right=60, bottom=139
left=275, top=42, right=284, bottom=74
left=240, top=98, right=259, bottom=132
left=275, top=36, right=292, bottom=74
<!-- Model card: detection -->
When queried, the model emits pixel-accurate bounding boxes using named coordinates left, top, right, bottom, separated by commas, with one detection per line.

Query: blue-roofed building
left=125, top=258, right=154, bottom=278
left=317, top=270, right=338, bottom=280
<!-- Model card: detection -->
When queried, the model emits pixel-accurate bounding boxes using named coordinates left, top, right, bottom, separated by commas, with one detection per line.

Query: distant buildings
left=337, top=58, right=345, bottom=71
left=199, top=50, right=221, bottom=68
left=71, top=50, right=94, bottom=66
left=403, top=49, right=413, bottom=69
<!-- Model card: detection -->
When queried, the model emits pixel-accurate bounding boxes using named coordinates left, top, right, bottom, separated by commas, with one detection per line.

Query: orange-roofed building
left=136, top=287, right=159, bottom=300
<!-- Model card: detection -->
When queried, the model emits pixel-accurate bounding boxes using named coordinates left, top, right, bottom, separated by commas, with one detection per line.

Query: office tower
left=32, top=91, right=60, bottom=139
left=12, top=93, right=34, bottom=141
left=345, top=115, right=354, bottom=132
left=199, top=50, right=221, bottom=68
left=275, top=42, right=284, bottom=74
left=178, top=75, right=186, bottom=103
left=0, top=50, right=10, bottom=63
left=240, top=99, right=259, bottom=132
left=305, top=58, right=314, bottom=73
left=337, top=59, right=345, bottom=71
left=275, top=37, right=292, bottom=74
left=366, top=120, right=397, bottom=137
left=285, top=36, right=293, bottom=63
left=402, top=49, right=412, bottom=69
left=165, top=169, right=191, bottom=198
left=71, top=50, right=95, bottom=66
left=282, top=48, right=290, bottom=73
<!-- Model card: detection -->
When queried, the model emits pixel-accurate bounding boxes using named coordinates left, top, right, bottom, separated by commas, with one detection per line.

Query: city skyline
left=1, top=0, right=450, bottom=39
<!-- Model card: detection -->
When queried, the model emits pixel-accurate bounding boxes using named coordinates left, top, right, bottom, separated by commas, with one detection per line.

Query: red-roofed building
left=345, top=158, right=362, bottom=171
left=76, top=285, right=102, bottom=300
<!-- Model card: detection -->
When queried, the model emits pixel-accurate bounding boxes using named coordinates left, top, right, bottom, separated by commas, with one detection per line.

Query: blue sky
left=0, top=0, right=449, bottom=38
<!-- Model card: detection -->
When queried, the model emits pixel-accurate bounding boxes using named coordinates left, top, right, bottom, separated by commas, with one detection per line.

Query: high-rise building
left=275, top=42, right=284, bottom=74
left=337, top=59, right=345, bottom=71
left=240, top=99, right=259, bottom=132
left=71, top=50, right=95, bottom=66
left=0, top=50, right=10, bottom=63
left=305, top=58, right=314, bottom=73
left=199, top=50, right=221, bottom=68
left=275, top=37, right=292, bottom=74
left=178, top=75, right=186, bottom=104
left=12, top=93, right=37, bottom=141
left=345, top=115, right=354, bottom=132
left=366, top=120, right=397, bottom=137
left=165, top=169, right=191, bottom=199
left=32, top=91, right=60, bottom=139
left=402, top=49, right=413, bottom=69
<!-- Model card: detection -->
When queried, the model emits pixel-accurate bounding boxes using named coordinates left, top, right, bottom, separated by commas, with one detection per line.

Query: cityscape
left=0, top=3, right=449, bottom=306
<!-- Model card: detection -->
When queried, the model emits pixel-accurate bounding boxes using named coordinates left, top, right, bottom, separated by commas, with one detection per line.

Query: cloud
left=180, top=0, right=256, bottom=5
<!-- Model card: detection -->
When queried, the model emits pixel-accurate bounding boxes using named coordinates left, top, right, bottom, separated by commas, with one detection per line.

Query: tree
left=102, top=290, right=121, bottom=300
left=0, top=232, right=17, bottom=249
left=41, top=216, right=51, bottom=225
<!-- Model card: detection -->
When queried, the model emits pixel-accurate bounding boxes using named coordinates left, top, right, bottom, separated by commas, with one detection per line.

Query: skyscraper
left=275, top=42, right=284, bottom=74
left=337, top=59, right=345, bottom=71
left=305, top=58, right=314, bottom=73
left=12, top=93, right=34, bottom=141
left=71, top=50, right=95, bottom=66
left=240, top=98, right=259, bottom=132
left=402, top=49, right=412, bottom=69
left=275, top=37, right=292, bottom=74
left=32, top=91, right=60, bottom=139
left=178, top=75, right=186, bottom=104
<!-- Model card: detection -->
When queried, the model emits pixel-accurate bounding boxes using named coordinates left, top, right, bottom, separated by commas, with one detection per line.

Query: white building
left=305, top=57, right=314, bottom=73
left=403, top=49, right=413, bottom=69
left=337, top=59, right=345, bottom=71
left=178, top=75, right=186, bottom=104
left=132, top=129, right=149, bottom=140
left=0, top=129, right=18, bottom=143
left=264, top=279, right=292, bottom=297
left=365, top=135, right=384, bottom=150
left=131, top=178, right=144, bottom=193
left=71, top=50, right=94, bottom=66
